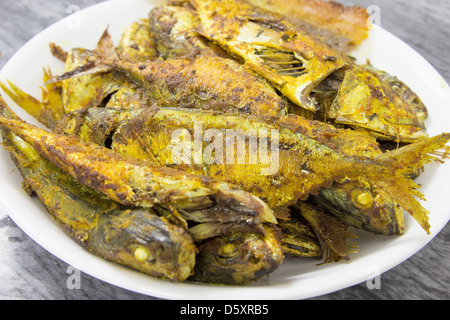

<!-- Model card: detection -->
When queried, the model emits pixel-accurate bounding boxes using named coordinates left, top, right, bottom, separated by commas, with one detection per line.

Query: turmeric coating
left=0, top=0, right=448, bottom=286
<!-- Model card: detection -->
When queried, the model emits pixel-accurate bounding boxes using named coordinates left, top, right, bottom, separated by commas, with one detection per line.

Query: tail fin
left=46, top=28, right=117, bottom=84
left=360, top=134, right=450, bottom=234
left=375, top=133, right=450, bottom=174
left=0, top=68, right=64, bottom=128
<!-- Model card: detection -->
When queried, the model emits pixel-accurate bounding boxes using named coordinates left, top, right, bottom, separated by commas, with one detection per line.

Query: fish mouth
left=171, top=183, right=278, bottom=241
left=284, top=67, right=346, bottom=112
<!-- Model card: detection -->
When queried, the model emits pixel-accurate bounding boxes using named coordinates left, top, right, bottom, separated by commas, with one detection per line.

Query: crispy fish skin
left=0, top=110, right=196, bottom=281
left=191, top=224, right=283, bottom=285
left=120, top=56, right=288, bottom=115
left=191, top=0, right=351, bottom=111
left=245, top=0, right=370, bottom=50
left=370, top=65, right=429, bottom=122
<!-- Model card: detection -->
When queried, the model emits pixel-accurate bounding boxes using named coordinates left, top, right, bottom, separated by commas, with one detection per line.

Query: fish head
left=328, top=65, right=429, bottom=143
left=93, top=209, right=197, bottom=281
left=313, top=179, right=405, bottom=236
left=191, top=224, right=284, bottom=285
left=372, top=66, right=429, bottom=122
left=117, top=20, right=158, bottom=62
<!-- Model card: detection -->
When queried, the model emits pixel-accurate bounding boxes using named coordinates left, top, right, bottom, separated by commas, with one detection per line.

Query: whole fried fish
left=49, top=29, right=289, bottom=117
left=54, top=106, right=450, bottom=235
left=0, top=97, right=286, bottom=285
left=0, top=110, right=278, bottom=242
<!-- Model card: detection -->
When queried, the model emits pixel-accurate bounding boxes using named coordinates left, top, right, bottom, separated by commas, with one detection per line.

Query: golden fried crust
left=111, top=108, right=385, bottom=208
left=0, top=116, right=217, bottom=206
left=123, top=56, right=289, bottom=115
left=62, top=48, right=123, bottom=113
left=191, top=0, right=351, bottom=111
left=245, top=0, right=370, bottom=46
left=329, top=65, right=428, bottom=142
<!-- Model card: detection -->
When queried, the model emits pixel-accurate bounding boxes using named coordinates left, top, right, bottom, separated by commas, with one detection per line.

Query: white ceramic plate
left=0, top=0, right=449, bottom=300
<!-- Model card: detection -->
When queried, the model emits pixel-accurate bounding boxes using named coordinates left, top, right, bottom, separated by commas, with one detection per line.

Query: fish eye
left=351, top=189, right=374, bottom=209
left=218, top=243, right=239, bottom=259
left=134, top=245, right=151, bottom=262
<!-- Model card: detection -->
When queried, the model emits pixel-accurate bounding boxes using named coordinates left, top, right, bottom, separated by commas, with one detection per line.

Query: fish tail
left=374, top=133, right=450, bottom=174
left=0, top=80, right=58, bottom=128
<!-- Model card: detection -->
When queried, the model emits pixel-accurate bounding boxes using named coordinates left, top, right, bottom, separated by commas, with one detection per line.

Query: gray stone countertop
left=0, top=0, right=449, bottom=300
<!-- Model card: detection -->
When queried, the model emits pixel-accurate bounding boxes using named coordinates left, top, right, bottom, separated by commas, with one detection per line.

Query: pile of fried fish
left=0, top=0, right=449, bottom=285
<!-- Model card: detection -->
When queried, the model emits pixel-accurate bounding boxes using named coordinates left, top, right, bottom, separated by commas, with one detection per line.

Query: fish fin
left=0, top=81, right=42, bottom=118
left=49, top=43, right=68, bottom=62
left=0, top=79, right=63, bottom=129
left=295, top=201, right=359, bottom=260
left=374, top=133, right=450, bottom=174
left=46, top=28, right=117, bottom=84
left=381, top=174, right=430, bottom=232
left=45, top=60, right=111, bottom=84
left=96, top=27, right=120, bottom=61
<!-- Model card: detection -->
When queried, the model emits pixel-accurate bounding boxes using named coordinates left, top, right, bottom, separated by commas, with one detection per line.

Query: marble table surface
left=0, top=0, right=449, bottom=300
